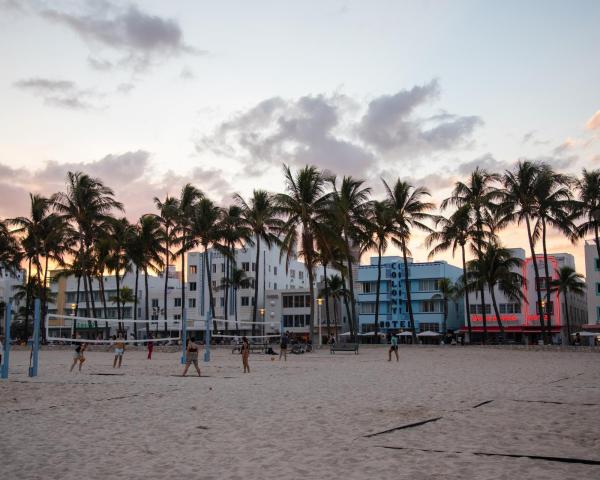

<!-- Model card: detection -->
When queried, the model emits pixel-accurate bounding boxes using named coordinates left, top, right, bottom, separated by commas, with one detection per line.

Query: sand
left=1, top=345, right=599, bottom=480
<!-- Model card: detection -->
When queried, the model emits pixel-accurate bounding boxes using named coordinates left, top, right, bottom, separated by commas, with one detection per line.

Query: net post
left=180, top=308, right=187, bottom=365
left=204, top=309, right=211, bottom=362
left=29, top=299, right=41, bottom=377
left=1, top=301, right=12, bottom=379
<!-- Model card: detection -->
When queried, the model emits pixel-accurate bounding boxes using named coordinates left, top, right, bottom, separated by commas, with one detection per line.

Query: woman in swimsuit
left=70, top=342, right=87, bottom=372
left=182, top=336, right=201, bottom=377
left=113, top=333, right=125, bottom=369
left=241, top=336, right=250, bottom=373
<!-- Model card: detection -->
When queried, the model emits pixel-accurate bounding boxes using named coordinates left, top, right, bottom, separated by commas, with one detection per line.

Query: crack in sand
left=363, top=417, right=443, bottom=438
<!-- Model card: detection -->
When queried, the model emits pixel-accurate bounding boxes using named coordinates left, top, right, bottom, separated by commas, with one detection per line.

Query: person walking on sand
left=147, top=333, right=154, bottom=360
left=70, top=342, right=87, bottom=372
left=388, top=332, right=399, bottom=362
left=279, top=331, right=289, bottom=362
left=182, top=336, right=201, bottom=377
left=241, top=336, right=250, bottom=373
left=113, top=333, right=125, bottom=369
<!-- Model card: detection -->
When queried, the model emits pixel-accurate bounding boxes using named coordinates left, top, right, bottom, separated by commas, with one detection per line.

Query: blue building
left=357, top=256, right=463, bottom=334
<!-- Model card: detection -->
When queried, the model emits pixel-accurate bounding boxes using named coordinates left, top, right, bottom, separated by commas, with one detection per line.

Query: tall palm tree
left=219, top=267, right=247, bottom=334
left=533, top=166, right=577, bottom=332
left=0, top=219, right=22, bottom=273
left=442, top=167, right=501, bottom=344
left=174, top=184, right=203, bottom=330
left=191, top=197, right=225, bottom=331
left=383, top=179, right=437, bottom=344
left=105, top=218, right=134, bottom=330
left=502, top=161, right=550, bottom=343
left=426, top=206, right=474, bottom=340
left=362, top=200, right=395, bottom=341
left=318, top=274, right=349, bottom=341
left=54, top=172, right=123, bottom=322
left=576, top=169, right=600, bottom=267
left=550, top=266, right=586, bottom=343
left=275, top=165, right=331, bottom=345
left=234, top=190, right=281, bottom=335
left=328, top=176, right=372, bottom=340
left=137, top=215, right=164, bottom=322
left=154, top=195, right=179, bottom=327
left=466, top=241, right=524, bottom=343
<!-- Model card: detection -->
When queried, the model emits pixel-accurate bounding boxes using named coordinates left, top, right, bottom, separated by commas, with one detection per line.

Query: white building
left=584, top=240, right=600, bottom=332
left=466, top=248, right=587, bottom=343
left=0, top=264, right=26, bottom=322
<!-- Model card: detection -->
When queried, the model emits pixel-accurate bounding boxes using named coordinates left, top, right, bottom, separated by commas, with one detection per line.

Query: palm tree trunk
left=144, top=267, right=149, bottom=320
left=204, top=245, right=216, bottom=331
left=344, top=235, right=358, bottom=343
left=115, top=269, right=121, bottom=333
left=323, top=263, right=331, bottom=339
left=224, top=255, right=229, bottom=323
left=80, top=238, right=91, bottom=320
left=461, top=244, right=473, bottom=342
left=541, top=219, right=553, bottom=336
left=341, top=270, right=352, bottom=336
left=87, top=275, right=98, bottom=336
left=234, top=286, right=239, bottom=335
left=180, top=246, right=186, bottom=340
left=133, top=267, right=139, bottom=338
left=41, top=255, right=49, bottom=343
left=490, top=287, right=505, bottom=343
left=374, top=245, right=382, bottom=343
left=252, top=235, right=261, bottom=336
left=97, top=274, right=109, bottom=339
left=333, top=297, right=339, bottom=342
left=401, top=241, right=417, bottom=344
left=525, top=215, right=548, bottom=344
left=24, top=258, right=32, bottom=340
left=163, top=229, right=169, bottom=328
left=74, top=273, right=81, bottom=336
left=474, top=217, right=488, bottom=345
left=564, top=293, right=572, bottom=345
left=307, top=263, right=316, bottom=346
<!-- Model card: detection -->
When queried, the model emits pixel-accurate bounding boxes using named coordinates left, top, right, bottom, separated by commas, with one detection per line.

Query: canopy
left=339, top=332, right=352, bottom=336
left=397, top=331, right=413, bottom=336
left=417, top=331, right=441, bottom=337
left=571, top=331, right=598, bottom=337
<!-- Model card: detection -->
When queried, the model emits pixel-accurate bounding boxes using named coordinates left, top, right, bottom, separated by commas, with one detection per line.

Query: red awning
left=459, top=326, right=561, bottom=333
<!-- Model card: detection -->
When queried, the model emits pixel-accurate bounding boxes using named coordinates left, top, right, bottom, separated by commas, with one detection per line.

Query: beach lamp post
left=317, top=297, right=324, bottom=348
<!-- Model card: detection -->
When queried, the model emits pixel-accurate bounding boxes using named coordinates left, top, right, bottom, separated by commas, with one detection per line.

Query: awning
left=571, top=331, right=599, bottom=337
left=417, top=331, right=441, bottom=337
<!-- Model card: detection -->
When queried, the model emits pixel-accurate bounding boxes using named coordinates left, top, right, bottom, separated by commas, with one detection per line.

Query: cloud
left=180, top=66, right=195, bottom=80
left=87, top=55, right=114, bottom=71
left=0, top=151, right=233, bottom=220
left=456, top=153, right=511, bottom=176
left=39, top=2, right=203, bottom=71
left=115, top=82, right=134, bottom=94
left=13, top=77, right=100, bottom=109
left=586, top=110, right=600, bottom=130
left=199, top=80, right=482, bottom=179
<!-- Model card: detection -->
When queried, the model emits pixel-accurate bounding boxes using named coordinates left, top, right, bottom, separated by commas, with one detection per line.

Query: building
left=466, top=249, right=588, bottom=343
left=583, top=240, right=600, bottom=332
left=0, top=264, right=26, bottom=324
left=356, top=256, right=464, bottom=334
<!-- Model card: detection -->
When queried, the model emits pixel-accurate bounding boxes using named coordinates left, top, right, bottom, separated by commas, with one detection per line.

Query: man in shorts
left=113, top=333, right=125, bottom=368
left=279, top=331, right=289, bottom=362
left=388, top=331, right=399, bottom=362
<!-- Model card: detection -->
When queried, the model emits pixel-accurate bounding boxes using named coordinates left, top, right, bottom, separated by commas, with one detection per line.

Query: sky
left=0, top=0, right=599, bottom=272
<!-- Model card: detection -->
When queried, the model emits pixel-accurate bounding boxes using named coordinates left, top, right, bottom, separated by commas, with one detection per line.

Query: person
left=147, top=333, right=154, bottom=360
left=70, top=342, right=87, bottom=372
left=279, top=331, right=289, bottom=361
left=574, top=332, right=581, bottom=346
left=182, top=336, right=201, bottom=377
left=388, top=332, right=399, bottom=362
left=113, top=333, right=125, bottom=369
left=241, top=336, right=250, bottom=373
left=329, top=335, right=336, bottom=347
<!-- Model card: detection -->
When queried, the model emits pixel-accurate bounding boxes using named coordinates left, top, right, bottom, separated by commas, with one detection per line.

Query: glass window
left=299, top=271, right=304, bottom=280
left=283, top=296, right=293, bottom=308
left=596, top=283, right=600, bottom=295
left=189, top=282, right=197, bottom=292
left=174, top=298, right=182, bottom=307
left=252, top=263, right=256, bottom=272
left=212, top=264, right=217, bottom=273
left=241, top=297, right=249, bottom=306
left=513, top=303, right=522, bottom=313
left=294, top=295, right=303, bottom=308
left=189, top=298, right=196, bottom=308
left=220, top=297, right=224, bottom=307
left=189, top=265, right=197, bottom=274
left=274, top=267, right=278, bottom=275
left=242, top=262, right=250, bottom=272
left=151, top=299, right=159, bottom=308
left=499, top=304, right=507, bottom=314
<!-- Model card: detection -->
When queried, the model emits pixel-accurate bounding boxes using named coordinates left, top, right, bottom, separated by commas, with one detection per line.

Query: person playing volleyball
left=113, top=333, right=125, bottom=369
left=241, top=336, right=250, bottom=373
left=182, top=336, right=201, bottom=377
left=70, top=342, right=87, bottom=372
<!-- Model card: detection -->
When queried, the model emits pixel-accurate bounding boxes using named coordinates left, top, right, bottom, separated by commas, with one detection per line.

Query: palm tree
left=275, top=165, right=331, bottom=345
left=105, top=218, right=134, bottom=330
left=533, top=166, right=577, bottom=332
left=426, top=206, right=474, bottom=340
left=442, top=167, right=501, bottom=344
left=54, top=172, right=123, bottom=323
left=437, top=278, right=458, bottom=335
left=137, top=215, right=164, bottom=322
left=466, top=242, right=524, bottom=343
left=191, top=197, right=225, bottom=331
left=154, top=195, right=179, bottom=328
left=576, top=169, right=600, bottom=268
left=328, top=176, right=372, bottom=340
left=174, top=184, right=203, bottom=330
left=502, top=161, right=550, bottom=343
left=550, top=266, right=586, bottom=343
left=318, top=274, right=349, bottom=341
left=218, top=268, right=247, bottom=334
left=362, top=200, right=395, bottom=341
left=234, top=190, right=281, bottom=335
left=0, top=219, right=22, bottom=273
left=383, top=179, right=437, bottom=344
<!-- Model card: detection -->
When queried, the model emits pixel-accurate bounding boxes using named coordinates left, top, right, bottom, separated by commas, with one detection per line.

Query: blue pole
left=204, top=251, right=212, bottom=363
left=1, top=301, right=12, bottom=379
left=180, top=304, right=187, bottom=365
left=29, top=298, right=41, bottom=377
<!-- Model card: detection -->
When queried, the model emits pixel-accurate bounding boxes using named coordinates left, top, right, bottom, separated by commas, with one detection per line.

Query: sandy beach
left=1, top=346, right=599, bottom=480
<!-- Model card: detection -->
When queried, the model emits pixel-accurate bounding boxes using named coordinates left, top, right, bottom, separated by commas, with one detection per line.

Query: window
left=220, top=297, right=224, bottom=307
left=212, top=264, right=217, bottom=273
left=536, top=277, right=551, bottom=291
left=189, top=282, right=197, bottom=292
left=189, top=265, right=197, bottom=274
left=151, top=299, right=159, bottom=308
left=274, top=266, right=278, bottom=275
left=596, top=258, right=600, bottom=270
left=221, top=263, right=225, bottom=273
left=174, top=314, right=181, bottom=320
left=472, top=304, right=491, bottom=314
left=469, top=305, right=477, bottom=314
left=305, top=314, right=311, bottom=326
left=283, top=315, right=294, bottom=327
left=421, top=300, right=439, bottom=313
left=299, top=271, right=304, bottom=280
left=597, top=307, right=600, bottom=322
left=268, top=265, right=271, bottom=272
left=252, top=262, right=256, bottom=272
left=274, top=283, right=277, bottom=290
left=294, top=314, right=304, bottom=327
left=500, top=303, right=507, bottom=314
left=241, top=297, right=249, bottom=306
left=212, top=281, right=217, bottom=289
left=419, top=322, right=440, bottom=332
left=418, top=279, right=439, bottom=292
left=174, top=298, right=182, bottom=307
left=360, top=303, right=376, bottom=314
left=596, top=283, right=600, bottom=296
left=294, top=295, right=304, bottom=308
left=290, top=269, right=296, bottom=278
left=283, top=296, right=293, bottom=308
left=536, top=301, right=553, bottom=314
left=513, top=303, right=522, bottom=313
left=305, top=295, right=311, bottom=306
left=242, top=262, right=250, bottom=272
